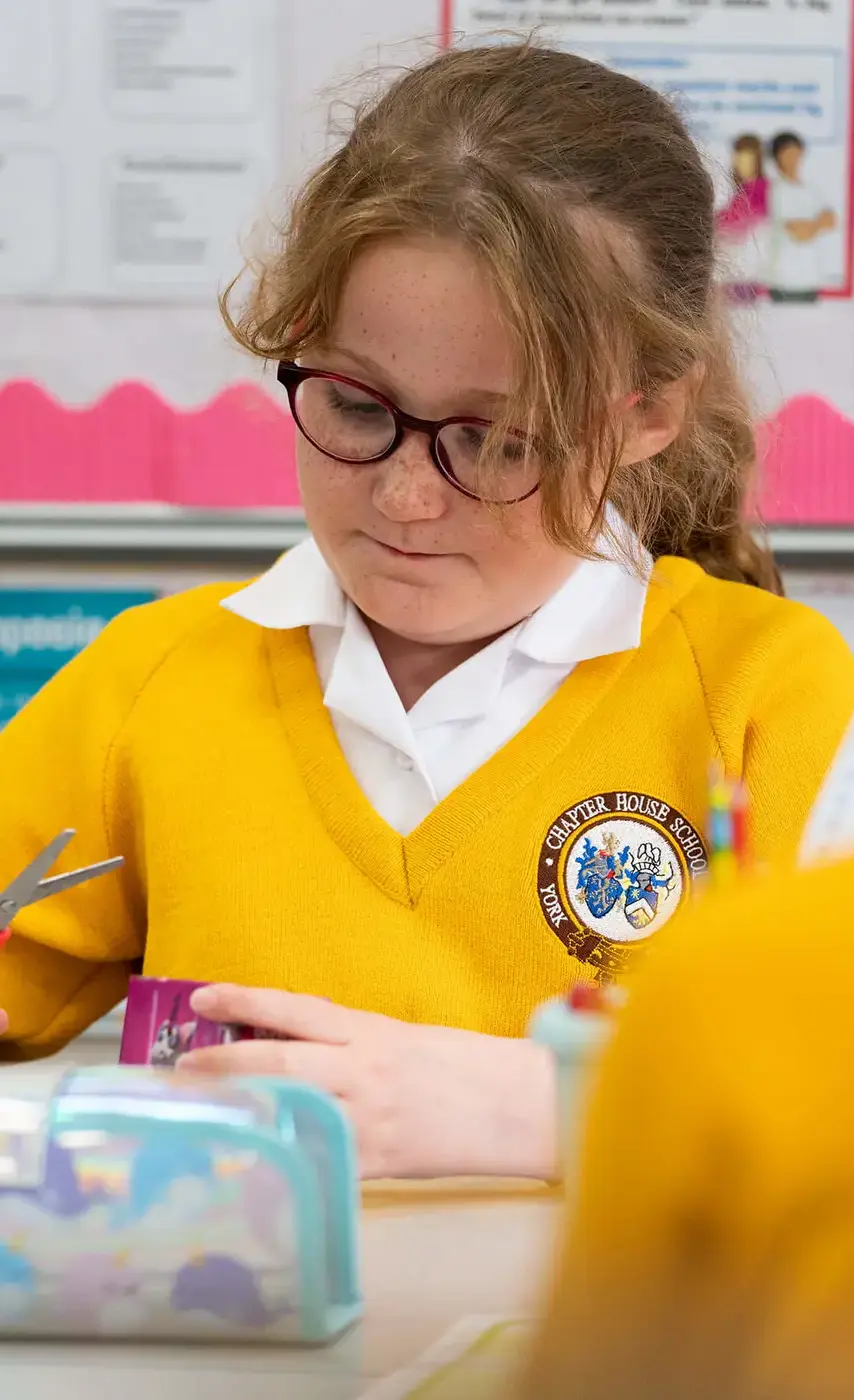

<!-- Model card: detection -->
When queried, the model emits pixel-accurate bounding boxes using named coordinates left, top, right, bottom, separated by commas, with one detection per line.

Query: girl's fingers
left=177, top=1037, right=352, bottom=1096
left=190, top=984, right=356, bottom=1043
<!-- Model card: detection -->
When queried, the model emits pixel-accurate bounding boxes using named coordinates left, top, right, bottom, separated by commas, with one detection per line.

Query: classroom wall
left=3, top=0, right=851, bottom=432
left=0, top=1, right=440, bottom=407
left=2, top=0, right=853, bottom=652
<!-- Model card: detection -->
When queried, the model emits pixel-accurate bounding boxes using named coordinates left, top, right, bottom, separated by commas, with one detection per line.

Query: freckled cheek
left=296, top=440, right=373, bottom=534
left=472, top=500, right=566, bottom=592
left=470, top=497, right=546, bottom=559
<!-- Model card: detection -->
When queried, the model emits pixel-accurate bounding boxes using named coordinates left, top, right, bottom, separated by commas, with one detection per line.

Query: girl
left=1, top=44, right=852, bottom=1180
left=716, top=133, right=770, bottom=301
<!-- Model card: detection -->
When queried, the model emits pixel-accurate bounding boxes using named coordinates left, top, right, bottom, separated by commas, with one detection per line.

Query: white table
left=2, top=1042, right=561, bottom=1399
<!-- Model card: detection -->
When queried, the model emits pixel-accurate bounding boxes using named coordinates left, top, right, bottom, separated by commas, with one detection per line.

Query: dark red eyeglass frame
left=276, top=360, right=540, bottom=505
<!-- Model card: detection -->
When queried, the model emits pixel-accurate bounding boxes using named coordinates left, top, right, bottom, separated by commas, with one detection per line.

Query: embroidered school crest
left=537, top=791, right=708, bottom=981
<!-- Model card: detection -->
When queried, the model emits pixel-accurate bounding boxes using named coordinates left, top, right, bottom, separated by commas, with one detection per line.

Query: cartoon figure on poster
left=766, top=132, right=837, bottom=303
left=716, top=134, right=770, bottom=300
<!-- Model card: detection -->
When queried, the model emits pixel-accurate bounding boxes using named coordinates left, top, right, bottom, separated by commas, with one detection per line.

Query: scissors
left=0, top=830, right=123, bottom=948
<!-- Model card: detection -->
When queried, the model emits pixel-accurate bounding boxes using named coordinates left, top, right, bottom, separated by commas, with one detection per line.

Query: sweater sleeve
left=0, top=589, right=226, bottom=1061
left=743, top=606, right=854, bottom=867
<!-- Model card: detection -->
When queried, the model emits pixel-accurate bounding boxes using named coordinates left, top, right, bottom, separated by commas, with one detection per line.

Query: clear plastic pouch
left=0, top=1066, right=361, bottom=1343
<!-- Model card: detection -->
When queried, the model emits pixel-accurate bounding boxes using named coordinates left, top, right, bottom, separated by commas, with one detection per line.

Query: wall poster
left=444, top=1, right=854, bottom=530
left=445, top=0, right=853, bottom=299
left=0, top=0, right=282, bottom=301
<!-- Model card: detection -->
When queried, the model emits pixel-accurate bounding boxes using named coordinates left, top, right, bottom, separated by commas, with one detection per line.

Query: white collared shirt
left=224, top=523, right=650, bottom=835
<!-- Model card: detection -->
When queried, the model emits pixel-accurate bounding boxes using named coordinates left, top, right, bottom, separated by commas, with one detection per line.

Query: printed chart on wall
left=0, top=0, right=281, bottom=300
left=447, top=0, right=854, bottom=300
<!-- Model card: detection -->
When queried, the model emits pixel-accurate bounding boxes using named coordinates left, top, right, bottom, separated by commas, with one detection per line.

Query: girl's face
left=733, top=147, right=759, bottom=181
left=295, top=236, right=579, bottom=646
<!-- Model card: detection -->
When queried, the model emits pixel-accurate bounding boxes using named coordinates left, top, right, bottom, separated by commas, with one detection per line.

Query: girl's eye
left=325, top=384, right=387, bottom=417
left=459, top=424, right=487, bottom=452
left=499, top=435, right=527, bottom=463
left=459, top=424, right=527, bottom=463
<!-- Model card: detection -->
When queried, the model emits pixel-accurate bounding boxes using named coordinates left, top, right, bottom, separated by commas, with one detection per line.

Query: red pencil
left=731, top=781, right=750, bottom=872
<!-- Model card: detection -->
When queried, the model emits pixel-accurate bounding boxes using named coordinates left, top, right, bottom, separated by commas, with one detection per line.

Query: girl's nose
left=371, top=434, right=449, bottom=522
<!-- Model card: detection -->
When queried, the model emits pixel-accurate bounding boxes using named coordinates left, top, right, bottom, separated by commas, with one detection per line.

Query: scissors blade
left=26, top=856, right=124, bottom=906
left=0, top=830, right=77, bottom=919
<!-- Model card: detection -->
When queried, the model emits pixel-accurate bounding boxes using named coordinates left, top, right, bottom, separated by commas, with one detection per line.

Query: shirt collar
left=223, top=510, right=650, bottom=667
left=514, top=519, right=650, bottom=667
left=223, top=536, right=345, bottom=631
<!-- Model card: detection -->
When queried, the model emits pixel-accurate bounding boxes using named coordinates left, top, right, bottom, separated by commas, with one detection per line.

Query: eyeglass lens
left=293, top=374, right=538, bottom=503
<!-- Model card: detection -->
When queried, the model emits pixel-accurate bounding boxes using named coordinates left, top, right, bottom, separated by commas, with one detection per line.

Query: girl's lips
left=381, top=543, right=433, bottom=559
left=367, top=535, right=451, bottom=561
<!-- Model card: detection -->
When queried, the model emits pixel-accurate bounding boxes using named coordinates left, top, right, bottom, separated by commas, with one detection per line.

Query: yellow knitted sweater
left=526, top=859, right=854, bottom=1400
left=1, top=557, right=852, bottom=1059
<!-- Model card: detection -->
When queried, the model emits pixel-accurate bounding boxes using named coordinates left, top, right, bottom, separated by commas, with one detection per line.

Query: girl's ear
left=619, top=373, right=696, bottom=467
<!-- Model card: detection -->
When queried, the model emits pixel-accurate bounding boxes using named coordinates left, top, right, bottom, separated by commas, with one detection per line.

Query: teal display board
left=0, top=590, right=158, bottom=726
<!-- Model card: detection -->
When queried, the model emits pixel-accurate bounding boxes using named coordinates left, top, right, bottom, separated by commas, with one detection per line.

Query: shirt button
left=396, top=751, right=414, bottom=771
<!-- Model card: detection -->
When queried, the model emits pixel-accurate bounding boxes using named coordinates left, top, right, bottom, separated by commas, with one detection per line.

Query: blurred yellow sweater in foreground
left=525, top=858, right=854, bottom=1400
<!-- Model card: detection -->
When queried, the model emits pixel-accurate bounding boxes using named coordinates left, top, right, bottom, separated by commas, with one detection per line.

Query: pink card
left=120, top=976, right=278, bottom=1068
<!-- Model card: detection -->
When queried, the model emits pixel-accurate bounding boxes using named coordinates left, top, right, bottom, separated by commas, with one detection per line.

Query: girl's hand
left=180, top=985, right=557, bottom=1181
left=0, top=1009, right=7, bottom=1036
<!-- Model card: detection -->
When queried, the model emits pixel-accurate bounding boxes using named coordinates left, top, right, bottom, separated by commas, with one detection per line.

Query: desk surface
left=2, top=1184, right=557, bottom=1400
left=3, top=1044, right=560, bottom=1400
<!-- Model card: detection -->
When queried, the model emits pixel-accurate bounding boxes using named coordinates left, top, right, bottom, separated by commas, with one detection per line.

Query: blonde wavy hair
left=223, top=41, right=780, bottom=592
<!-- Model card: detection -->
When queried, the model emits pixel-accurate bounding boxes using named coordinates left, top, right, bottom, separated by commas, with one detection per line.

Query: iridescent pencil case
left=0, top=1066, right=361, bottom=1343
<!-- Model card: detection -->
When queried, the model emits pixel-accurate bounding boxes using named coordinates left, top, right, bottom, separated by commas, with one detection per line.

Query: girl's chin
left=352, top=587, right=482, bottom=647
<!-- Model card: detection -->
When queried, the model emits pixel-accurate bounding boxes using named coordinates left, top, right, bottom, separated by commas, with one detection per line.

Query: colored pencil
left=707, top=766, right=750, bottom=888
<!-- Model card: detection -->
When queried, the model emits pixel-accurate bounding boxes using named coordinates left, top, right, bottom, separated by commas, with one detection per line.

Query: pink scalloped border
left=0, top=381, right=299, bottom=508
left=757, top=395, right=854, bottom=524
left=0, top=380, right=851, bottom=523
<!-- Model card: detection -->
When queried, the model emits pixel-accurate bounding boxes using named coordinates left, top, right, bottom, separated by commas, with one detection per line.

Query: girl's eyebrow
left=322, top=343, right=512, bottom=410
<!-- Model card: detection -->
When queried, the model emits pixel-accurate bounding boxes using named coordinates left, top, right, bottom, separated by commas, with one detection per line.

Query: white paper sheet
left=358, top=1316, right=532, bottom=1400
left=0, top=0, right=282, bottom=301
left=788, top=571, right=854, bottom=864
left=800, top=717, right=854, bottom=864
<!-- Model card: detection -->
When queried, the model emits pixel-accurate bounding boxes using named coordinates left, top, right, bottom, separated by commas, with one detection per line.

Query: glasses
left=276, top=361, right=540, bottom=505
